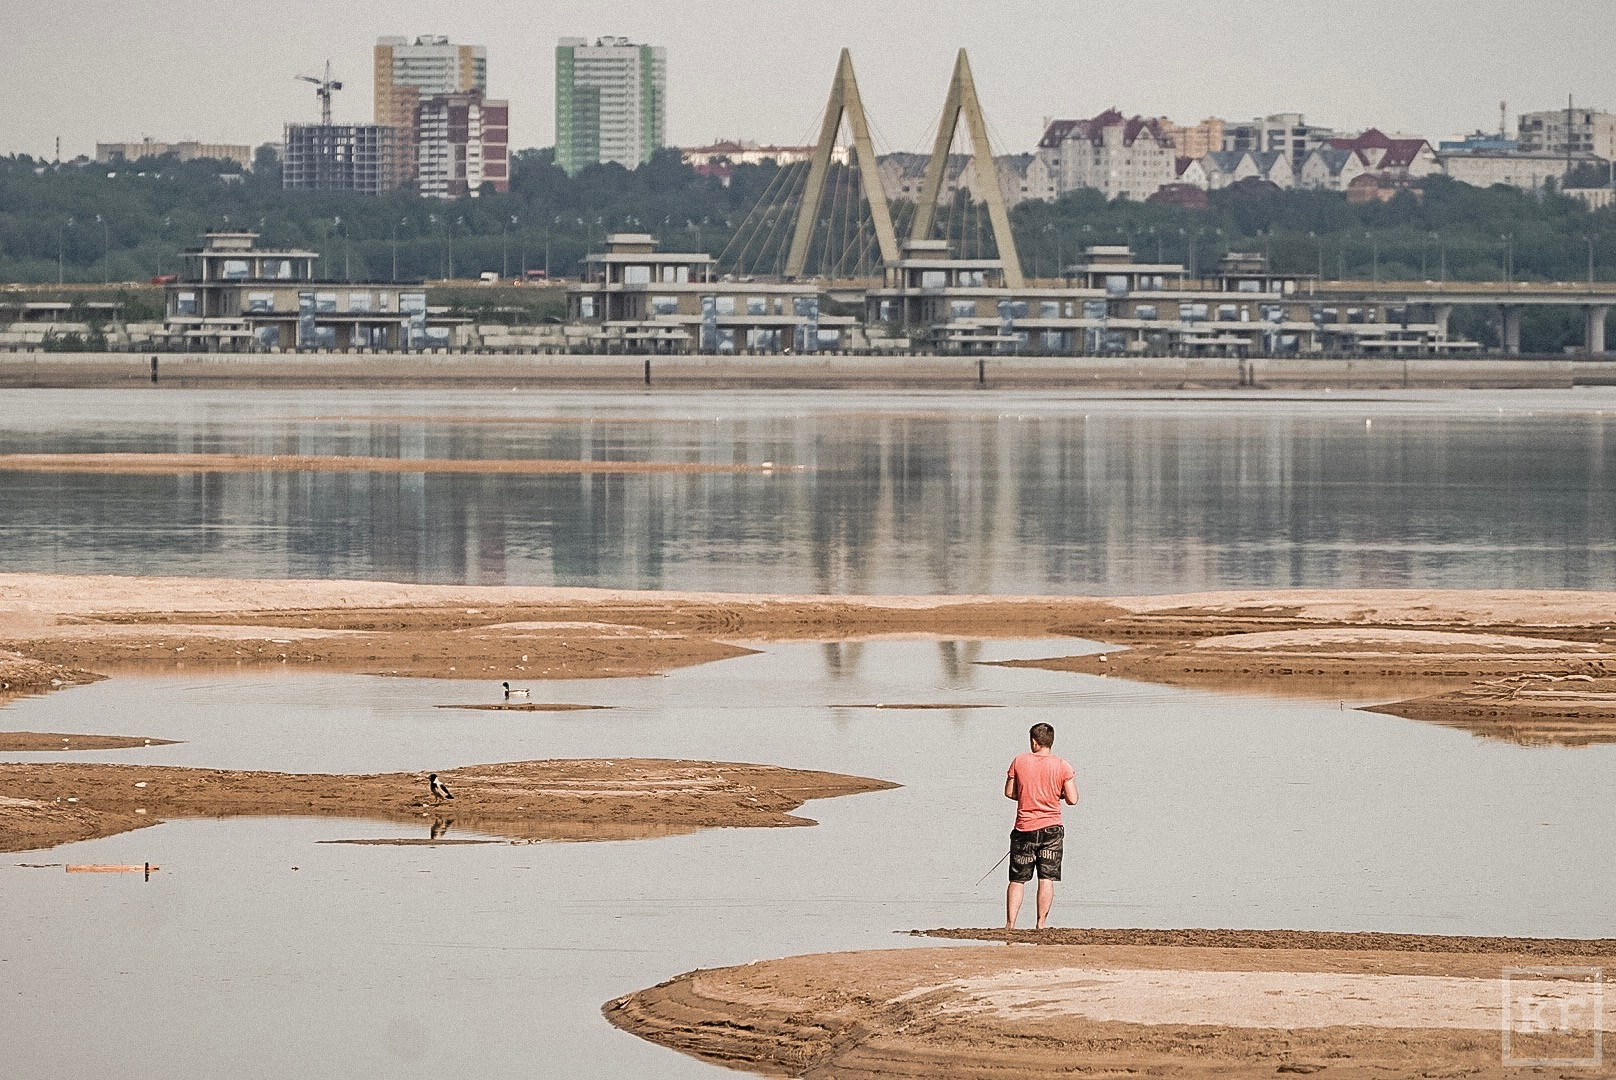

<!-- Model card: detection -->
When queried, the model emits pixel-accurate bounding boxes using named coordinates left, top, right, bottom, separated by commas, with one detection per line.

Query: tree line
left=2, top=147, right=1612, bottom=348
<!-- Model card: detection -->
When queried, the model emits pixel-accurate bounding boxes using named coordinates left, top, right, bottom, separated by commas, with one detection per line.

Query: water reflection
left=0, top=389, right=1611, bottom=593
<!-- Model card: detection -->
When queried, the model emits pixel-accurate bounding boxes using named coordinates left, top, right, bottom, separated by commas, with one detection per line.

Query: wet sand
left=608, top=936, right=1616, bottom=1078
left=0, top=452, right=797, bottom=476
left=3, top=577, right=1616, bottom=740
left=0, top=758, right=897, bottom=852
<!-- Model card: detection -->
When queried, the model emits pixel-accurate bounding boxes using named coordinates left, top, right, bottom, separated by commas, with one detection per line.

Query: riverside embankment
left=5, top=351, right=1616, bottom=388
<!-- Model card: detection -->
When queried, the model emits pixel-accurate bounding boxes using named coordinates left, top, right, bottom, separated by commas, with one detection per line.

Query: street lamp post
left=1586, top=235, right=1596, bottom=284
left=58, top=217, right=73, bottom=286
left=96, top=214, right=109, bottom=284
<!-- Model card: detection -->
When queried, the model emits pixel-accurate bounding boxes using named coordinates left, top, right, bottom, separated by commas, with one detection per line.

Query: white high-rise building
left=555, top=36, right=666, bottom=175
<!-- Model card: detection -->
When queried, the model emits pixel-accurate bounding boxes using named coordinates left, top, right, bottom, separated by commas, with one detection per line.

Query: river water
left=2, top=387, right=1615, bottom=1078
left=0, top=386, right=1611, bottom=592
left=5, top=643, right=1616, bottom=1079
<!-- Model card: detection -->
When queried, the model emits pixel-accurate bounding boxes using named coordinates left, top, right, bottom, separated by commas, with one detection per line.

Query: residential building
left=877, top=152, right=1052, bottom=208
left=95, top=139, right=254, bottom=170
left=375, top=35, right=488, bottom=188
left=1196, top=150, right=1293, bottom=191
left=1438, top=150, right=1585, bottom=192
left=1297, top=147, right=1368, bottom=191
left=1517, top=107, right=1616, bottom=161
left=414, top=90, right=509, bottom=198
left=1326, top=130, right=1440, bottom=180
left=1036, top=110, right=1177, bottom=200
left=160, top=232, right=457, bottom=351
left=682, top=140, right=846, bottom=168
left=556, top=36, right=667, bottom=175
left=1224, top=113, right=1334, bottom=170
left=282, top=123, right=396, bottom=193
left=1158, top=117, right=1225, bottom=160
left=1438, top=131, right=1518, bottom=154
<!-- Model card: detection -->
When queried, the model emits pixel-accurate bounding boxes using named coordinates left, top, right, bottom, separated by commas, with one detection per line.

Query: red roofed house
left=1034, top=108, right=1178, bottom=200
left=1326, top=129, right=1440, bottom=181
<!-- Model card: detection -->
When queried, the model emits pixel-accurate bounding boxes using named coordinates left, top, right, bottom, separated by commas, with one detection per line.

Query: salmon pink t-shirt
left=1007, top=752, right=1075, bottom=831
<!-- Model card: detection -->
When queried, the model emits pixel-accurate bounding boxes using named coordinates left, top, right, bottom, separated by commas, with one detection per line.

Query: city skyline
left=3, top=0, right=1614, bottom=162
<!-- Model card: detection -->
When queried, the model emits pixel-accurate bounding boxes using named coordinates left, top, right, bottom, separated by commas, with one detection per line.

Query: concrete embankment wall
left=4, top=352, right=1616, bottom=390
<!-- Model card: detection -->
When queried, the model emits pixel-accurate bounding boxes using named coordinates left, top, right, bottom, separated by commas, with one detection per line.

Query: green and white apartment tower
left=555, top=36, right=666, bottom=175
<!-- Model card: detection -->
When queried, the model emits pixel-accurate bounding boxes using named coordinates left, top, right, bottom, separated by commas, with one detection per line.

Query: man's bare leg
left=1005, top=881, right=1024, bottom=929
left=1035, top=879, right=1055, bottom=929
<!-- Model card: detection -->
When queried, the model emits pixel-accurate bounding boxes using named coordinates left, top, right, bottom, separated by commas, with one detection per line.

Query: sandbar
left=4, top=576, right=1616, bottom=742
left=0, top=452, right=798, bottom=475
left=0, top=758, right=898, bottom=852
left=0, top=732, right=176, bottom=751
left=608, top=935, right=1616, bottom=1078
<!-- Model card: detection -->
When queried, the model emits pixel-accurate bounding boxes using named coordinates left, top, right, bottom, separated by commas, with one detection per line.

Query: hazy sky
left=4, top=0, right=1613, bottom=160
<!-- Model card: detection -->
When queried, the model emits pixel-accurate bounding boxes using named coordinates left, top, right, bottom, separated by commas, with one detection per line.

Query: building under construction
left=282, top=123, right=396, bottom=193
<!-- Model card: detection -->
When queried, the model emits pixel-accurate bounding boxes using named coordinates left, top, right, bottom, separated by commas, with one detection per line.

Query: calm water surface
left=4, top=642, right=1615, bottom=1078
left=0, top=387, right=1611, bottom=592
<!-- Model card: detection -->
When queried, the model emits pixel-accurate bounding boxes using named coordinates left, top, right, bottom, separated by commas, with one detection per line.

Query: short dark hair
left=1029, top=723, right=1055, bottom=748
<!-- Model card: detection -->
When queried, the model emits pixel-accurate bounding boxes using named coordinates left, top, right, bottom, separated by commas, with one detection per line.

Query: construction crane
left=296, top=61, right=343, bottom=125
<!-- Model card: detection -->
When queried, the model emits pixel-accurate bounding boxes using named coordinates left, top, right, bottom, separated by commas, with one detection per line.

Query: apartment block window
left=578, top=296, right=596, bottom=319
left=920, top=270, right=947, bottom=289
left=1083, top=300, right=1108, bottom=320
left=1039, top=301, right=1060, bottom=319
left=265, top=260, right=294, bottom=280
left=951, top=300, right=977, bottom=320
left=1180, top=303, right=1207, bottom=323
left=246, top=292, right=275, bottom=314
left=747, top=297, right=767, bottom=316
left=1261, top=304, right=1286, bottom=323
left=623, top=265, right=651, bottom=285
left=1236, top=279, right=1262, bottom=293
left=1135, top=304, right=1158, bottom=321
left=175, top=291, right=198, bottom=316
left=878, top=300, right=894, bottom=322
left=716, top=296, right=736, bottom=315
left=1217, top=304, right=1239, bottom=322
left=1105, top=274, right=1129, bottom=296
left=650, top=296, right=679, bottom=316
left=661, top=266, right=678, bottom=283
left=316, top=292, right=338, bottom=314
left=222, top=259, right=250, bottom=280
left=349, top=292, right=371, bottom=313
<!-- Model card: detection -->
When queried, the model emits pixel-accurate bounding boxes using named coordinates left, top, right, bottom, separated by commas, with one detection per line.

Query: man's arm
left=1062, top=777, right=1079, bottom=805
left=1004, top=771, right=1019, bottom=800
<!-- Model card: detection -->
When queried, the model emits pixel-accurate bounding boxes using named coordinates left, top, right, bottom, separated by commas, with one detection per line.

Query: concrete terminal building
left=566, top=234, right=846, bottom=353
left=161, top=233, right=451, bottom=352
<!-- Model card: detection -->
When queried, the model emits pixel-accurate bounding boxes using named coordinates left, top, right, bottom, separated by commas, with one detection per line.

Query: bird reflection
left=429, top=818, right=453, bottom=840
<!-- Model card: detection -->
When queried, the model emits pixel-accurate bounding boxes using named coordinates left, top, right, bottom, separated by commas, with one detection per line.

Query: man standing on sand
left=1004, top=722, right=1078, bottom=930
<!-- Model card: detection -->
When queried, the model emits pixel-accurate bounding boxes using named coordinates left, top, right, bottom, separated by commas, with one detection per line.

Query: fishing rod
left=975, top=851, right=1010, bottom=885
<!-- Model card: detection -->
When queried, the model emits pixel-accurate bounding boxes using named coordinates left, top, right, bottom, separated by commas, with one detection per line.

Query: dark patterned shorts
left=1009, top=824, right=1064, bottom=882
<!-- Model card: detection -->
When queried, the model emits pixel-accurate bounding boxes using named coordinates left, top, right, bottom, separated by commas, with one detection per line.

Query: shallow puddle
left=4, top=639, right=1616, bottom=1078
